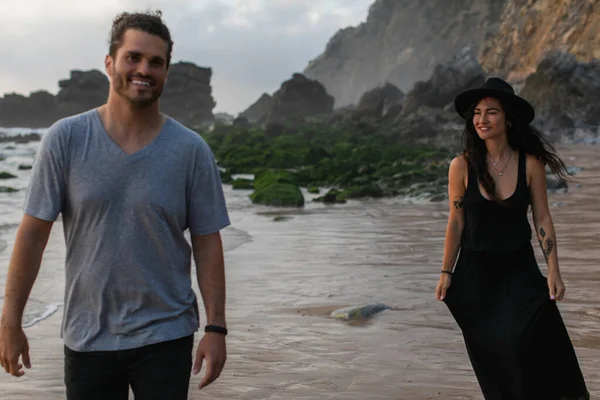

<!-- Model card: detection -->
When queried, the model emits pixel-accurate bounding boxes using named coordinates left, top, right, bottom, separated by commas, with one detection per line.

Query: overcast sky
left=0, top=0, right=372, bottom=115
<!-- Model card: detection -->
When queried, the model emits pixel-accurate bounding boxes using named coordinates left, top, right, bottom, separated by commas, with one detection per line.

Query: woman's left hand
left=548, top=271, right=566, bottom=301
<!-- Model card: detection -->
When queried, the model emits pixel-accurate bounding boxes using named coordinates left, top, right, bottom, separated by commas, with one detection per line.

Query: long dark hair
left=461, top=97, right=572, bottom=202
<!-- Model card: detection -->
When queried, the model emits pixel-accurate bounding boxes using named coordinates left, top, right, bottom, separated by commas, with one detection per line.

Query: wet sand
left=1, top=144, right=599, bottom=399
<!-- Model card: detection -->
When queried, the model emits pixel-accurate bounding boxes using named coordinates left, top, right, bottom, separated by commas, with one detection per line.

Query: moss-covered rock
left=232, top=178, right=254, bottom=190
left=250, top=183, right=305, bottom=207
left=0, top=172, right=17, bottom=179
left=307, top=184, right=320, bottom=194
left=342, top=184, right=384, bottom=199
left=254, top=170, right=298, bottom=191
left=220, top=170, right=233, bottom=184
left=197, top=121, right=453, bottom=202
left=313, top=189, right=347, bottom=204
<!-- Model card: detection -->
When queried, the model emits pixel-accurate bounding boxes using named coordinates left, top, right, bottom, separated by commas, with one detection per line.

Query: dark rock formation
left=519, top=52, right=600, bottom=141
left=232, top=116, right=252, bottom=128
left=266, top=73, right=334, bottom=123
left=239, top=93, right=273, bottom=123
left=0, top=70, right=109, bottom=128
left=354, top=83, right=404, bottom=119
left=303, top=0, right=506, bottom=107
left=390, top=106, right=462, bottom=149
left=55, top=70, right=109, bottom=117
left=401, top=47, right=486, bottom=116
left=0, top=91, right=58, bottom=128
left=160, top=62, right=216, bottom=128
left=0, top=62, right=216, bottom=128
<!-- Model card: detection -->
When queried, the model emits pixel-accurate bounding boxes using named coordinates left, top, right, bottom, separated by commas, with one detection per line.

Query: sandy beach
left=1, top=143, right=599, bottom=399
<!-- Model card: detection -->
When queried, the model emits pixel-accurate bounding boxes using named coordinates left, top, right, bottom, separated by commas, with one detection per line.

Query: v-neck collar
left=91, top=108, right=171, bottom=160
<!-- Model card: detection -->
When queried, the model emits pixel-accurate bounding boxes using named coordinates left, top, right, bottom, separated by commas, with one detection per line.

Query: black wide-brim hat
left=454, top=77, right=535, bottom=124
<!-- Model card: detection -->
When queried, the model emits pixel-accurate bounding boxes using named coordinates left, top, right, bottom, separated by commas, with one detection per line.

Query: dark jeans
left=64, top=335, right=194, bottom=400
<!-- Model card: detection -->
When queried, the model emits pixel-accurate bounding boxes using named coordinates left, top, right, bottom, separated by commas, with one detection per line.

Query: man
left=0, top=10, right=230, bottom=399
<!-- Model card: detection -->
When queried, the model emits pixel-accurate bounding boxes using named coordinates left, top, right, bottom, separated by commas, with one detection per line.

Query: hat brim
left=454, top=88, right=535, bottom=124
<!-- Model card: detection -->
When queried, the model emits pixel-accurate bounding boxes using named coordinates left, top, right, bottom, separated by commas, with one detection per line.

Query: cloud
left=0, top=0, right=371, bottom=115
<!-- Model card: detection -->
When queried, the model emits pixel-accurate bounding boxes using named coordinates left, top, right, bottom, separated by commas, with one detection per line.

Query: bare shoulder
left=525, top=153, right=546, bottom=184
left=448, top=154, right=468, bottom=182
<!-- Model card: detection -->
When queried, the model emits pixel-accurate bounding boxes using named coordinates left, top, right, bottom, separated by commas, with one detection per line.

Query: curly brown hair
left=108, top=10, right=174, bottom=67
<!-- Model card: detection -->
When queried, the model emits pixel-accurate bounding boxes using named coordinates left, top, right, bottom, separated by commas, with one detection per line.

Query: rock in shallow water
left=330, top=302, right=390, bottom=321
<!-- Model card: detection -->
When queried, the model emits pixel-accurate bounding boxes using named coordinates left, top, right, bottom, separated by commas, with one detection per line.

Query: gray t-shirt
left=23, top=109, right=231, bottom=352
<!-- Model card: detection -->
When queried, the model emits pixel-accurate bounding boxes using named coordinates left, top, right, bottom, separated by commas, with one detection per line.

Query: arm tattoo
left=543, top=238, right=554, bottom=261
left=538, top=227, right=554, bottom=262
left=453, top=196, right=464, bottom=213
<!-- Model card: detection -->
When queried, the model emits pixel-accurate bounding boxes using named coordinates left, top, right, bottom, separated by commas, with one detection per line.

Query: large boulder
left=160, top=62, right=216, bottom=128
left=249, top=170, right=304, bottom=207
left=250, top=183, right=305, bottom=207
left=401, top=47, right=486, bottom=116
left=519, top=52, right=600, bottom=141
left=354, top=83, right=404, bottom=119
left=253, top=170, right=298, bottom=191
left=266, top=73, right=334, bottom=123
left=55, top=70, right=109, bottom=117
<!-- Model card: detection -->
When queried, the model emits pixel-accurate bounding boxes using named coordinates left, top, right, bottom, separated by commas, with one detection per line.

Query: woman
left=436, top=77, right=589, bottom=400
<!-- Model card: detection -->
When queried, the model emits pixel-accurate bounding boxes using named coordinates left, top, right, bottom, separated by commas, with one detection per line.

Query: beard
left=111, top=67, right=164, bottom=107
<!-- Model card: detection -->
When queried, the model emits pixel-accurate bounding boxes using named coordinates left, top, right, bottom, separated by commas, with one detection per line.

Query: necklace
left=487, top=151, right=510, bottom=166
left=490, top=151, right=513, bottom=177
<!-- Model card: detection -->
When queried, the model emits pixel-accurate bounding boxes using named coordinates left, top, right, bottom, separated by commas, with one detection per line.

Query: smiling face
left=472, top=97, right=508, bottom=141
left=105, top=28, right=169, bottom=107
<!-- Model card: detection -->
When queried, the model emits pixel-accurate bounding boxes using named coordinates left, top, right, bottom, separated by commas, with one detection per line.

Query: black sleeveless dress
left=443, top=151, right=589, bottom=400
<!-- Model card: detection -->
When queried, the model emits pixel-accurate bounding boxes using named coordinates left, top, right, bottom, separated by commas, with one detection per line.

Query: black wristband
left=205, top=324, right=228, bottom=335
left=441, top=270, right=453, bottom=276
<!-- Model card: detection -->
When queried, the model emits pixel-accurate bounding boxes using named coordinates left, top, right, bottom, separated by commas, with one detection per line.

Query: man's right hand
left=0, top=322, right=31, bottom=377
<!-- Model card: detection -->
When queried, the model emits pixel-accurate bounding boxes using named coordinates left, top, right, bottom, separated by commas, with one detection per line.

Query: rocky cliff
left=303, top=0, right=599, bottom=109
left=303, top=0, right=506, bottom=107
left=519, top=52, right=600, bottom=141
left=400, top=47, right=486, bottom=116
left=480, top=0, right=600, bottom=83
left=0, top=62, right=216, bottom=128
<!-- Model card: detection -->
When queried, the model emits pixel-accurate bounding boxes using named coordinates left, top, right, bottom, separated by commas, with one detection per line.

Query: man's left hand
left=193, top=332, right=227, bottom=389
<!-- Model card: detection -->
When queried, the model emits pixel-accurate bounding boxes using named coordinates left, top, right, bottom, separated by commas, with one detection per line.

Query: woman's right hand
left=436, top=273, right=452, bottom=301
